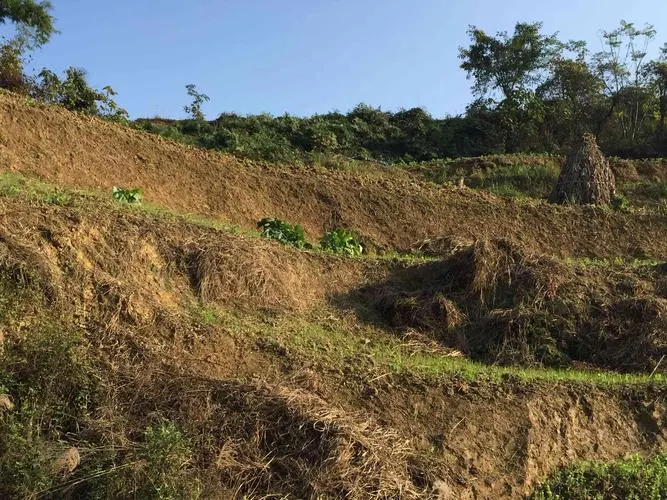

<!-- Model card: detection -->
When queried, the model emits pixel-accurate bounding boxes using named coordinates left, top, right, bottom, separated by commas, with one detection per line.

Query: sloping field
left=0, top=93, right=666, bottom=499
left=0, top=191, right=664, bottom=498
left=1, top=92, right=667, bottom=259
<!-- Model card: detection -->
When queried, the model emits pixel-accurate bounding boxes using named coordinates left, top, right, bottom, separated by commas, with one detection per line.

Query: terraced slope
left=2, top=92, right=667, bottom=259
left=0, top=92, right=665, bottom=499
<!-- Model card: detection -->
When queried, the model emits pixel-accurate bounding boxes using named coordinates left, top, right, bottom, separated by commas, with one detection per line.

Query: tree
left=645, top=44, right=667, bottom=143
left=459, top=22, right=560, bottom=103
left=0, top=38, right=26, bottom=91
left=538, top=49, right=605, bottom=147
left=0, top=0, right=55, bottom=49
left=184, top=84, right=209, bottom=121
left=592, top=21, right=657, bottom=145
left=0, top=1, right=55, bottom=94
left=459, top=22, right=561, bottom=151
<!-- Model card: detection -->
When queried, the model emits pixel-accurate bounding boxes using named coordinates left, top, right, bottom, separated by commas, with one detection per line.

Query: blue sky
left=9, top=0, right=667, bottom=118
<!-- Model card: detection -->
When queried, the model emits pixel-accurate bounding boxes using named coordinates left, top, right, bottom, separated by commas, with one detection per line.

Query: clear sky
left=12, top=0, right=667, bottom=119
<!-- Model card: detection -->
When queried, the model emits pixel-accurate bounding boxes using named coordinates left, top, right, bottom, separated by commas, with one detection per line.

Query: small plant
left=112, top=186, right=143, bottom=204
left=611, top=194, right=631, bottom=212
left=320, top=228, right=363, bottom=255
left=184, top=84, right=210, bottom=122
left=257, top=217, right=312, bottom=249
left=142, top=420, right=193, bottom=478
left=44, top=192, right=70, bottom=205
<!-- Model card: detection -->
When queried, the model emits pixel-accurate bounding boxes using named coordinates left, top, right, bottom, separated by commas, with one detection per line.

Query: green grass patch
left=209, top=307, right=666, bottom=387
left=0, top=171, right=75, bottom=205
left=622, top=180, right=667, bottom=201
left=410, top=157, right=561, bottom=199
left=531, top=453, right=667, bottom=499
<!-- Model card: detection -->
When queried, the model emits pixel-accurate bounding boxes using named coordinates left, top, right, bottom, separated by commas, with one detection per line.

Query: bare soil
left=0, top=195, right=664, bottom=498
left=1, top=92, right=667, bottom=259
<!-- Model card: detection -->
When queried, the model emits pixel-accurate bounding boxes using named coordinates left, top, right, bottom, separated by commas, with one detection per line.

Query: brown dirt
left=2, top=92, right=667, bottom=259
left=1, top=92, right=666, bottom=498
left=354, top=376, right=666, bottom=498
left=0, top=196, right=665, bottom=498
left=0, top=197, right=386, bottom=319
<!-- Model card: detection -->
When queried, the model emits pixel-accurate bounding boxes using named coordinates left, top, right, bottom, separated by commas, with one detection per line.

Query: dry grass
left=365, top=238, right=667, bottom=373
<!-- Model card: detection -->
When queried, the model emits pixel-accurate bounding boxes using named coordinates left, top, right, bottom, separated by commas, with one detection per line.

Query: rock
left=52, top=447, right=81, bottom=476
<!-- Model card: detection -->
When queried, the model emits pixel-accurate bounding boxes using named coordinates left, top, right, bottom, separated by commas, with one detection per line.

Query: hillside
left=2, top=92, right=667, bottom=260
left=0, top=92, right=666, bottom=499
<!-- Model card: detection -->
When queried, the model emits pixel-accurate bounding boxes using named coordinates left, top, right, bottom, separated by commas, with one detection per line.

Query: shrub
left=257, top=217, right=311, bottom=249
left=320, top=228, right=363, bottom=255
left=0, top=41, right=29, bottom=93
left=138, top=420, right=197, bottom=498
left=612, top=194, right=631, bottom=212
left=112, top=186, right=143, bottom=204
left=33, top=68, right=129, bottom=121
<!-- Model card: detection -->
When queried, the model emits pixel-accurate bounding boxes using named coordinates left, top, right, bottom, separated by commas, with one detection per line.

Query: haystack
left=549, top=133, right=616, bottom=205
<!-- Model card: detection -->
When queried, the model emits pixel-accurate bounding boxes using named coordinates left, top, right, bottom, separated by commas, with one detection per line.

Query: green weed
left=112, top=186, right=143, bottom=204
left=257, top=217, right=312, bottom=249
left=320, top=228, right=364, bottom=255
left=531, top=453, right=667, bottom=499
left=612, top=194, right=631, bottom=212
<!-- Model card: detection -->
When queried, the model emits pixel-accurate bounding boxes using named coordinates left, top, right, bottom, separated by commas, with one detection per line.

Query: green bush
left=137, top=420, right=198, bottom=499
left=611, top=194, right=631, bottom=212
left=0, top=41, right=29, bottom=93
left=531, top=453, right=667, bottom=499
left=112, top=186, right=143, bottom=204
left=257, top=217, right=311, bottom=249
left=33, top=67, right=129, bottom=121
left=320, top=228, right=363, bottom=255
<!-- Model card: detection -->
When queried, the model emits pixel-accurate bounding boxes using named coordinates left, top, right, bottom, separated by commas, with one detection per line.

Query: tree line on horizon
left=2, top=1, right=666, bottom=162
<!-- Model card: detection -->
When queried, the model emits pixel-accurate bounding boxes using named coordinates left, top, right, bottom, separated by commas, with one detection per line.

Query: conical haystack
left=549, top=133, right=616, bottom=205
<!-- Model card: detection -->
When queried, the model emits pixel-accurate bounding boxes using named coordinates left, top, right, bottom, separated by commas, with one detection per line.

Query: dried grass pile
left=550, top=133, right=616, bottom=205
left=366, top=239, right=667, bottom=373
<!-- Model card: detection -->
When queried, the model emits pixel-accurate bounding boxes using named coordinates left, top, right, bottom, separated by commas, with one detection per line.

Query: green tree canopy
left=459, top=22, right=561, bottom=103
left=0, top=0, right=55, bottom=48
